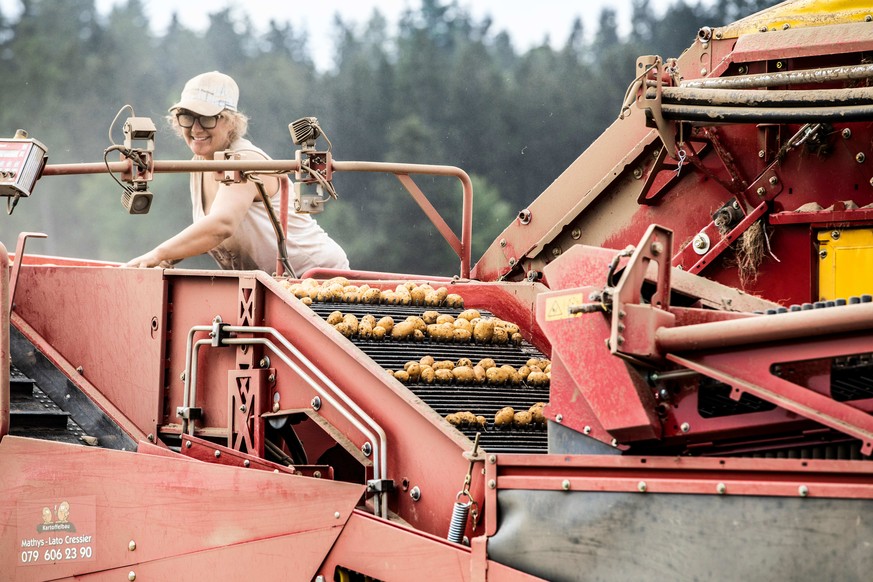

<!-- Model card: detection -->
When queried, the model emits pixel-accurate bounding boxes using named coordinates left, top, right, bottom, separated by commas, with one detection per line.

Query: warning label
left=544, top=293, right=586, bottom=321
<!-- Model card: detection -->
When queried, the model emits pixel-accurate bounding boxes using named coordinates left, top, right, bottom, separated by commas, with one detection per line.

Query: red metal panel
left=12, top=265, right=166, bottom=438
left=0, top=436, right=364, bottom=581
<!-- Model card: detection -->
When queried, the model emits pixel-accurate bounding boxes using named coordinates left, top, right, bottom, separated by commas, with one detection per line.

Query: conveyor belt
left=9, top=365, right=91, bottom=445
left=311, top=302, right=550, bottom=453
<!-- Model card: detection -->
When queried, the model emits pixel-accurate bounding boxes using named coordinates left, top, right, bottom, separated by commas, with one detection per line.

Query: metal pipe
left=0, top=242, right=9, bottom=441
left=661, top=85, right=873, bottom=108
left=660, top=102, right=873, bottom=123
left=680, top=63, right=873, bottom=90
left=656, top=302, right=873, bottom=353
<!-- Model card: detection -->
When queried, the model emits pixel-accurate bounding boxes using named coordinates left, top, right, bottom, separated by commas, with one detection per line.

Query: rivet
left=488, top=454, right=497, bottom=464
left=311, top=396, right=321, bottom=411
left=555, top=414, right=563, bottom=423
left=508, top=257, right=517, bottom=267
left=651, top=241, right=663, bottom=256
left=798, top=485, right=809, bottom=497
left=842, top=128, right=852, bottom=139
left=857, top=152, right=866, bottom=163
left=831, top=230, right=840, bottom=240
left=411, top=486, right=422, bottom=500
left=768, top=176, right=778, bottom=186
left=313, top=470, right=322, bottom=478
left=633, top=167, right=643, bottom=179
left=185, top=440, right=192, bottom=448
left=819, top=249, right=828, bottom=259
left=638, top=481, right=647, bottom=493
left=571, top=228, right=582, bottom=239
left=500, top=238, right=507, bottom=247
left=782, top=23, right=790, bottom=30
left=552, top=247, right=562, bottom=257
left=759, top=26, right=768, bottom=32
left=758, top=150, right=765, bottom=158
left=128, top=572, right=136, bottom=581
left=128, top=540, right=136, bottom=551
left=239, top=404, right=246, bottom=413
left=335, top=511, right=341, bottom=519
left=680, top=422, right=691, bottom=433
left=700, top=68, right=707, bottom=76
left=214, top=450, right=221, bottom=458
left=488, top=479, right=496, bottom=489
left=243, top=459, right=250, bottom=467
left=147, top=433, right=154, bottom=442
left=361, top=442, right=372, bottom=457
left=716, top=483, right=726, bottom=494
left=562, top=480, right=571, bottom=491
left=757, top=186, right=766, bottom=197
left=583, top=425, right=591, bottom=434
left=76, top=366, right=84, bottom=375
left=268, top=374, right=276, bottom=383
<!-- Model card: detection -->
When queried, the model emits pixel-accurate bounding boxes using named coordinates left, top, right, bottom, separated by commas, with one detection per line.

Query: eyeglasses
left=176, top=112, right=221, bottom=129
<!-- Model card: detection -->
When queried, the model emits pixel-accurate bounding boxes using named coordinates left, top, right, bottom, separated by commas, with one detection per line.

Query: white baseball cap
left=170, top=71, right=239, bottom=116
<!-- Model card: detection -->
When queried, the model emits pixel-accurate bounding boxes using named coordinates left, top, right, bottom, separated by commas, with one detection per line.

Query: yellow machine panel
left=817, top=228, right=873, bottom=301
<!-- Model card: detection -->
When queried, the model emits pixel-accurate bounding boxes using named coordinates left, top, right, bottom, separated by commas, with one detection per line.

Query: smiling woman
left=124, top=71, right=349, bottom=275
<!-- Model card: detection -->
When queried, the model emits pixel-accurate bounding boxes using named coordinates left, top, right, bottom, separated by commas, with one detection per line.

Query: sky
left=0, top=0, right=668, bottom=70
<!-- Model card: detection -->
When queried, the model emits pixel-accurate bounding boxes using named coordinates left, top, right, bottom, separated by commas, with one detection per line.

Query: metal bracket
left=366, top=479, right=396, bottom=497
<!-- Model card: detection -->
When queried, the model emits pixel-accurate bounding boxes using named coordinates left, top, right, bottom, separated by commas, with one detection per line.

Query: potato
left=529, top=402, right=546, bottom=424
left=372, top=325, right=386, bottom=340
left=499, top=321, right=520, bottom=336
left=478, top=358, right=496, bottom=370
left=473, top=319, right=495, bottom=343
left=436, top=314, right=455, bottom=325
left=453, top=327, right=472, bottom=342
left=491, top=326, right=509, bottom=344
left=424, top=290, right=442, bottom=306
left=513, top=410, right=533, bottom=427
left=433, top=360, right=455, bottom=371
left=342, top=313, right=359, bottom=335
left=452, top=366, right=475, bottom=383
left=473, top=364, right=487, bottom=384
left=357, top=321, right=374, bottom=339
left=410, top=286, right=428, bottom=305
left=458, top=309, right=481, bottom=321
left=456, top=357, right=473, bottom=368
left=391, top=321, right=416, bottom=339
left=360, top=287, right=381, bottom=304
left=405, top=362, right=422, bottom=380
left=518, top=365, right=531, bottom=381
left=333, top=322, right=354, bottom=337
left=419, top=355, right=435, bottom=367
left=452, top=318, right=472, bottom=332
left=420, top=366, right=435, bottom=384
left=328, top=283, right=345, bottom=302
left=511, top=332, right=523, bottom=345
left=494, top=407, right=515, bottom=428
left=361, top=314, right=377, bottom=327
left=376, top=316, right=394, bottom=333
left=393, top=369, right=410, bottom=382
left=427, top=323, right=454, bottom=341
left=413, top=329, right=425, bottom=341
left=325, top=276, right=350, bottom=287
left=486, top=366, right=509, bottom=385
left=422, top=310, right=440, bottom=324
left=406, top=316, right=427, bottom=332
left=326, top=310, right=344, bottom=325
left=446, top=413, right=461, bottom=426
left=527, top=371, right=549, bottom=386
left=475, top=415, right=487, bottom=428
left=300, top=296, right=313, bottom=306
left=445, top=293, right=464, bottom=308
left=435, top=368, right=454, bottom=383
left=457, top=411, right=478, bottom=425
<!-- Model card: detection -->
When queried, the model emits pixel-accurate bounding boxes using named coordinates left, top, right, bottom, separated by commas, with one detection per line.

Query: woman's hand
left=124, top=250, right=175, bottom=269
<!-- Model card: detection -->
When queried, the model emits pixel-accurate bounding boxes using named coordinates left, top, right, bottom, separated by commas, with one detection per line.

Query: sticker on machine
left=17, top=496, right=96, bottom=566
left=544, top=293, right=589, bottom=321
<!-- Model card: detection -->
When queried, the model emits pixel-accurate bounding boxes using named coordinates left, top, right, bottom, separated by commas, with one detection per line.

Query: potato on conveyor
left=513, top=410, right=533, bottom=427
left=458, top=309, right=481, bottom=321
left=494, top=407, right=515, bottom=428
left=342, top=313, right=359, bottom=335
left=478, top=358, right=496, bottom=370
left=377, top=316, right=394, bottom=333
left=473, top=319, right=495, bottom=343
left=456, top=357, right=473, bottom=368
left=453, top=328, right=472, bottom=342
left=529, top=402, right=546, bottom=424
left=420, top=366, right=435, bottom=384
left=393, top=369, right=410, bottom=382
left=527, top=371, right=549, bottom=386
left=433, top=360, right=455, bottom=370
left=486, top=366, right=510, bottom=385
left=405, top=316, right=427, bottom=332
left=473, top=365, right=487, bottom=384
left=452, top=366, right=475, bottom=383
left=360, top=287, right=381, bottom=304
left=435, top=368, right=454, bottom=383
left=326, top=310, right=344, bottom=325
left=420, top=355, right=435, bottom=367
left=422, top=310, right=440, bottom=324
left=391, top=320, right=416, bottom=339
left=436, top=313, right=456, bottom=325
left=445, top=293, right=464, bottom=308
left=372, top=326, right=387, bottom=339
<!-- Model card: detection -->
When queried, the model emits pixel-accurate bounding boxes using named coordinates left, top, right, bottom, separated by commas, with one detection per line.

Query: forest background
left=0, top=0, right=776, bottom=275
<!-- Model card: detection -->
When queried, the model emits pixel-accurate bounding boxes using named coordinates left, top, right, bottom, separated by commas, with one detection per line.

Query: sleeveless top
left=190, top=138, right=349, bottom=275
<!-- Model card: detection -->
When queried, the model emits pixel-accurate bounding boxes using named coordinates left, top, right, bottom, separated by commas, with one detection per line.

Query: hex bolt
left=128, top=540, right=136, bottom=551
left=488, top=480, right=496, bottom=490
left=680, top=422, right=691, bottom=433
left=819, top=249, right=828, bottom=259
left=857, top=152, right=866, bottom=163
left=768, top=176, right=778, bottom=186
left=757, top=186, right=766, bottom=197
left=562, top=480, right=571, bottom=491
left=311, top=396, right=322, bottom=411
left=842, top=128, right=852, bottom=139
left=798, top=485, right=809, bottom=497
left=716, top=483, right=727, bottom=495
left=411, top=486, right=422, bottom=500
left=361, top=442, right=372, bottom=457
left=638, top=481, right=648, bottom=493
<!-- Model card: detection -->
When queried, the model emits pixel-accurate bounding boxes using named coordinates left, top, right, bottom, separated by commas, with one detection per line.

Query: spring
left=447, top=500, right=471, bottom=544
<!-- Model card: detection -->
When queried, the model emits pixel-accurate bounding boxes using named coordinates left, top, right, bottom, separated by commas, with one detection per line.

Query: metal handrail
left=41, top=157, right=474, bottom=278
left=181, top=322, right=388, bottom=517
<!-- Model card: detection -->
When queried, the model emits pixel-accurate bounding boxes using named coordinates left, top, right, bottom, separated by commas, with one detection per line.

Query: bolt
left=651, top=241, right=663, bottom=256
left=180, top=371, right=186, bottom=382
left=268, top=374, right=276, bottom=383
left=842, top=128, right=852, bottom=139
left=867, top=14, right=873, bottom=22
left=831, top=230, right=841, bottom=240
left=311, top=396, right=321, bottom=410
left=259, top=357, right=270, bottom=368
left=185, top=440, right=192, bottom=448
left=717, top=483, right=726, bottom=494
left=489, top=454, right=497, bottom=464
left=583, top=425, right=591, bottom=434
left=129, top=572, right=137, bottom=581
left=758, top=149, right=765, bottom=158
left=508, top=257, right=516, bottom=267
left=147, top=433, right=154, bottom=442
left=214, top=450, right=221, bottom=458
left=128, top=540, right=136, bottom=551
left=638, top=481, right=648, bottom=493
left=488, top=480, right=496, bottom=489
left=555, top=414, right=563, bottom=423
left=680, top=422, right=691, bottom=433
left=757, top=186, right=766, bottom=197
left=571, top=228, right=582, bottom=240
left=335, top=511, right=341, bottom=519
left=76, top=366, right=84, bottom=375
left=819, top=249, right=828, bottom=259
left=410, top=486, right=422, bottom=500
left=768, top=176, right=778, bottom=186
left=272, top=402, right=280, bottom=413
left=552, top=247, right=562, bottom=257
left=239, top=404, right=246, bottom=413
left=562, top=480, right=571, bottom=491
left=243, top=459, right=250, bottom=467
left=782, top=23, right=790, bottom=30
left=361, top=442, right=372, bottom=457
left=775, top=61, right=783, bottom=69
left=518, top=209, right=532, bottom=224
left=633, top=167, right=643, bottom=179
left=611, top=438, right=618, bottom=447
left=500, top=238, right=506, bottom=247
left=313, top=470, right=322, bottom=478
left=700, top=68, right=708, bottom=76
left=798, top=485, right=809, bottom=497
left=759, top=26, right=768, bottom=32
left=694, top=236, right=707, bottom=249
left=857, top=152, right=866, bottom=163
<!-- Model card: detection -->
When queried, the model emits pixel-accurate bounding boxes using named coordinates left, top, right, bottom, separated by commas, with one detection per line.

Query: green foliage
left=0, top=0, right=779, bottom=274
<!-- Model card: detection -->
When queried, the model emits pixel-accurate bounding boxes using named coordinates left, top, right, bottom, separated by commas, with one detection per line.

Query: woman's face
left=178, top=110, right=233, bottom=158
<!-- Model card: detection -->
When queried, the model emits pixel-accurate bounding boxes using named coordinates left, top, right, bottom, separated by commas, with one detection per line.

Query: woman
left=125, top=71, right=349, bottom=275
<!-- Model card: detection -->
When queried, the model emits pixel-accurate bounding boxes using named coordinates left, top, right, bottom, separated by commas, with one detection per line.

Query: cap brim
left=169, top=99, right=224, bottom=116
